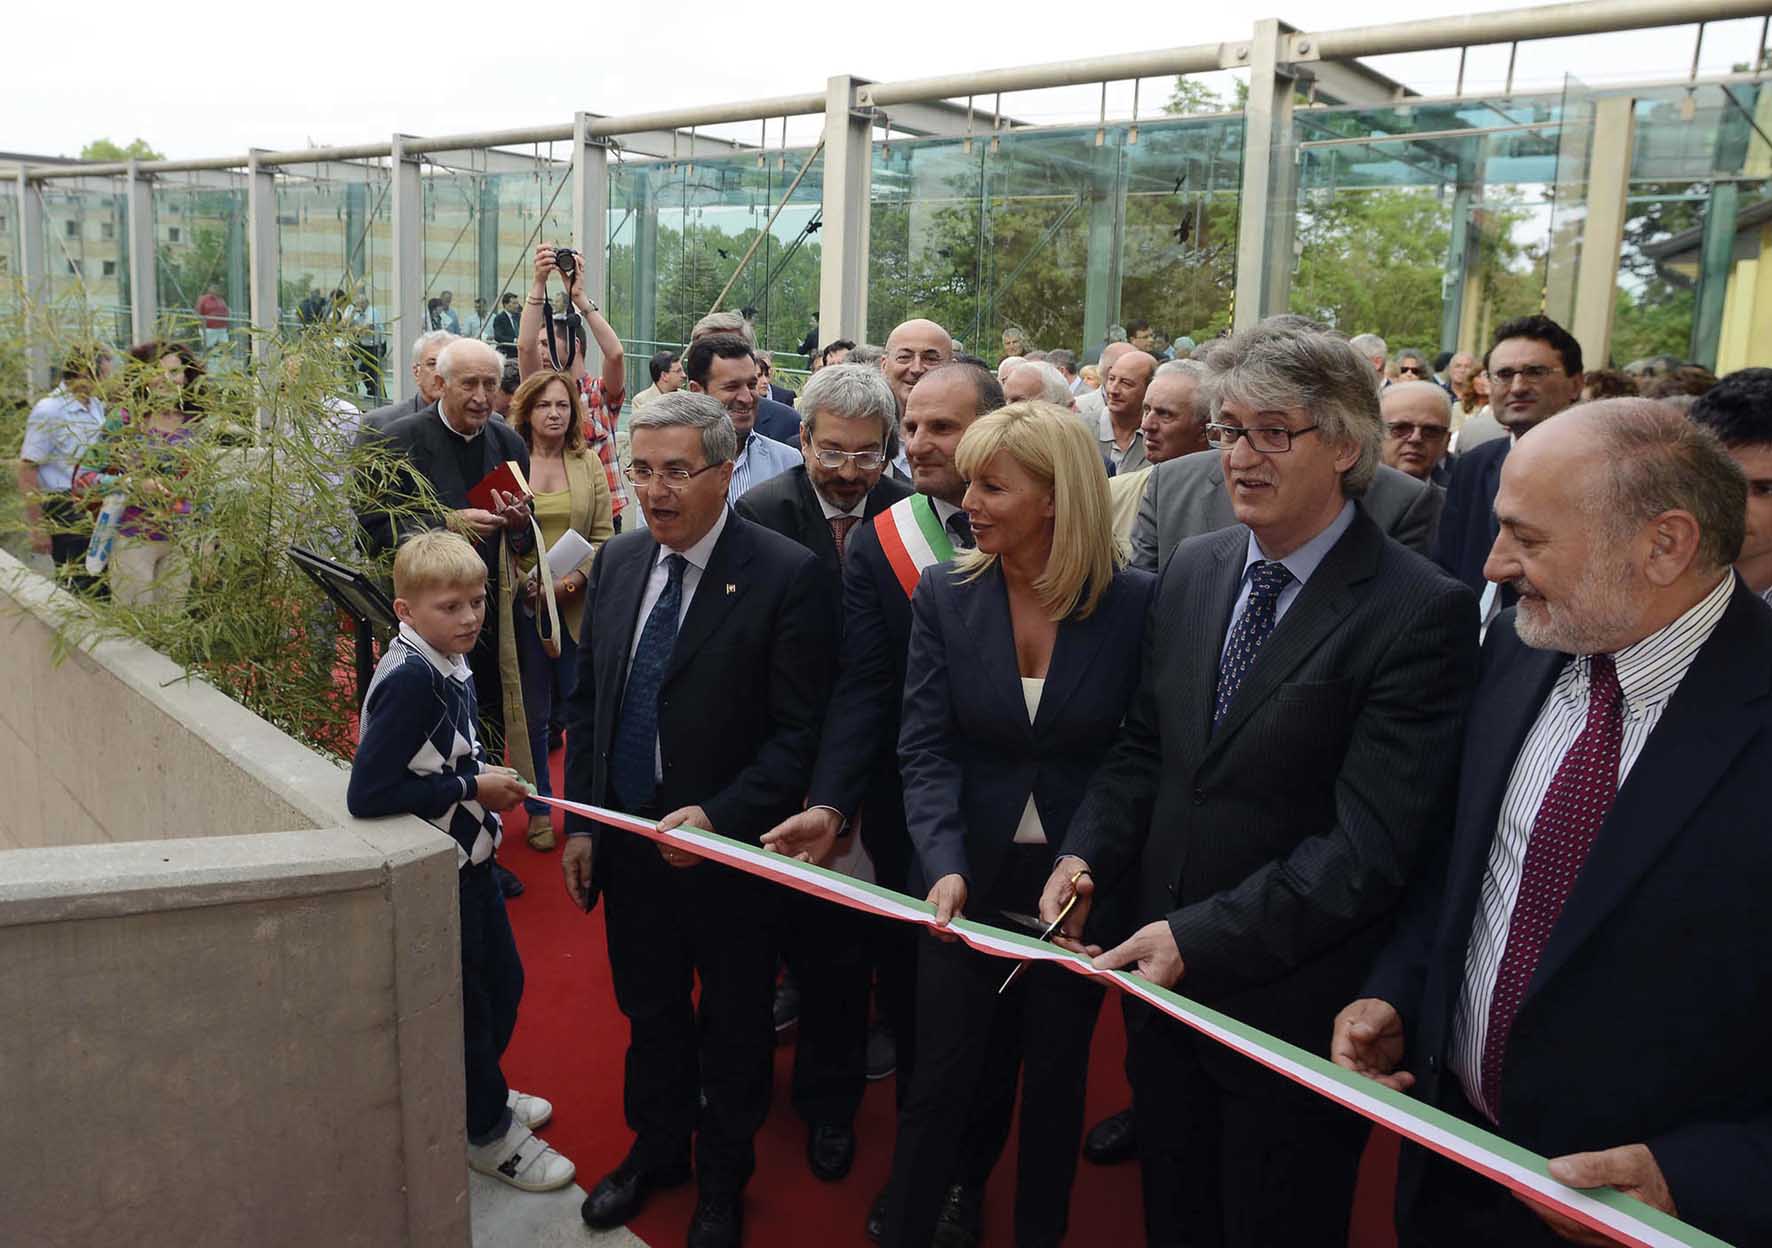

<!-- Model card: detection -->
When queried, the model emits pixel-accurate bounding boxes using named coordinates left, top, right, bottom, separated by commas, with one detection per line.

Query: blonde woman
left=506, top=370, right=614, bottom=848
left=880, top=401, right=1153, bottom=1248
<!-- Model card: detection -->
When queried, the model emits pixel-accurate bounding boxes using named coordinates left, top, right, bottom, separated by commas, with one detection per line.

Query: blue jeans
left=516, top=600, right=579, bottom=817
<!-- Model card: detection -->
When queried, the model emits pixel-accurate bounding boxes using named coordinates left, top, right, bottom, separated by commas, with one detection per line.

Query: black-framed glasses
left=1397, top=364, right=1431, bottom=377
left=1205, top=422, right=1320, bottom=453
left=1384, top=421, right=1450, bottom=442
left=1490, top=365, right=1560, bottom=386
left=625, top=462, right=723, bottom=490
left=811, top=447, right=887, bottom=470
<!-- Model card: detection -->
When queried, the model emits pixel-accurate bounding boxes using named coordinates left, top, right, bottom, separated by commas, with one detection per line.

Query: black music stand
left=288, top=546, right=398, bottom=708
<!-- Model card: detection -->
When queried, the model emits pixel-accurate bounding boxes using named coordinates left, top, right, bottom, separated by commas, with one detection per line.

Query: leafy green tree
left=80, top=138, right=164, bottom=162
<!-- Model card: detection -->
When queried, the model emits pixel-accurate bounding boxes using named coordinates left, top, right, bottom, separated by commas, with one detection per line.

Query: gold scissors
left=998, top=870, right=1087, bottom=995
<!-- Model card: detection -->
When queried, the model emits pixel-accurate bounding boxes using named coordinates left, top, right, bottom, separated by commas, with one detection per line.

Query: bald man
left=881, top=319, right=955, bottom=480
left=1100, top=350, right=1158, bottom=474
left=1078, top=341, right=1135, bottom=428
left=1380, top=382, right=1455, bottom=484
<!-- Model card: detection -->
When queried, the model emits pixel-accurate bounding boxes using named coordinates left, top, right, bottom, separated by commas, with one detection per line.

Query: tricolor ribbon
left=537, top=795, right=1727, bottom=1248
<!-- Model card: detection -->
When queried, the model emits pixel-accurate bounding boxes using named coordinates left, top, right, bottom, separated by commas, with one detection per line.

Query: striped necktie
left=609, top=554, right=687, bottom=809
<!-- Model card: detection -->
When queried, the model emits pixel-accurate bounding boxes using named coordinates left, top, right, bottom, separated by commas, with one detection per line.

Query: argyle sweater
left=347, top=625, right=502, bottom=868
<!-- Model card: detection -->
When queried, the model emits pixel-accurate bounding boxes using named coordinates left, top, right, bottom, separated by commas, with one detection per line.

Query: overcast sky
left=5, top=1, right=1764, bottom=161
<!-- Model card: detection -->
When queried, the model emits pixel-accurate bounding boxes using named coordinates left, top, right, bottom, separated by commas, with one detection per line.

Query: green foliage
left=80, top=138, right=165, bottom=163
left=0, top=306, right=444, bottom=761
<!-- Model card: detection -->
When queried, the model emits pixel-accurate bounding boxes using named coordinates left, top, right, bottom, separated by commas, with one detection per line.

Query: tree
left=80, top=138, right=164, bottom=163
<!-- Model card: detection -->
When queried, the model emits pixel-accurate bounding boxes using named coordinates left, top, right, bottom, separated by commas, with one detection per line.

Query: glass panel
left=152, top=174, right=249, bottom=363
left=276, top=161, right=392, bottom=397
left=0, top=193, right=19, bottom=315
left=37, top=178, right=131, bottom=345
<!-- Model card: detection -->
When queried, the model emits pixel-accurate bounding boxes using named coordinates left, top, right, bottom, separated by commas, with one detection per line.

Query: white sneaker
left=507, top=1088, right=553, bottom=1130
left=468, top=1119, right=576, bottom=1192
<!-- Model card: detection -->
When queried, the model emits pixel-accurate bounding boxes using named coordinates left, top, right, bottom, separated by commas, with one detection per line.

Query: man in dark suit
left=761, top=360, right=1004, bottom=1243
left=362, top=329, right=455, bottom=432
left=356, top=338, right=533, bottom=753
left=1334, top=400, right=1772, bottom=1248
left=1043, top=322, right=1479, bottom=1246
left=735, top=362, right=909, bottom=1183
left=561, top=391, right=837, bottom=1248
left=1433, top=315, right=1583, bottom=602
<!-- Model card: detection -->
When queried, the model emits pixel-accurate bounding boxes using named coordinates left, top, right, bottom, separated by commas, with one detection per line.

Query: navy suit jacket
left=1362, top=583, right=1772, bottom=1247
left=561, top=513, right=839, bottom=908
left=754, top=396, right=802, bottom=447
left=899, top=563, right=1153, bottom=905
left=1432, top=434, right=1509, bottom=594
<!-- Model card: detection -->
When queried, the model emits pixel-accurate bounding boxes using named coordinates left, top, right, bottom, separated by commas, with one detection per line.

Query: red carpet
left=496, top=745, right=1401, bottom=1246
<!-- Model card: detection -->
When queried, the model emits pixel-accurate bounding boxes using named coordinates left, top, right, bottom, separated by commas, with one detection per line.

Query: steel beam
left=1287, top=56, right=1412, bottom=107
left=125, top=161, right=156, bottom=341
left=1691, top=181, right=1740, bottom=369
left=572, top=113, right=612, bottom=370
left=818, top=77, right=872, bottom=344
left=1571, top=96, right=1637, bottom=369
left=246, top=152, right=279, bottom=359
left=1233, top=19, right=1299, bottom=330
left=389, top=136, right=425, bottom=402
left=17, top=169, right=48, bottom=386
left=858, top=45, right=1222, bottom=108
left=1082, top=144, right=1125, bottom=353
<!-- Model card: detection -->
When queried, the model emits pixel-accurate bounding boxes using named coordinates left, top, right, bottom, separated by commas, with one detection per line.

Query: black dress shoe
left=932, top=1183, right=983, bottom=1248
left=1083, top=1106, right=1137, bottom=1165
left=687, top=1192, right=744, bottom=1248
left=864, top=1187, right=889, bottom=1242
left=580, top=1154, right=691, bottom=1229
left=492, top=860, right=525, bottom=899
left=807, top=1122, right=856, bottom=1181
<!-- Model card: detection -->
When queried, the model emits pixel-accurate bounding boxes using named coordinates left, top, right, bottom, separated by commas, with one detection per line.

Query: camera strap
left=543, top=274, right=583, bottom=373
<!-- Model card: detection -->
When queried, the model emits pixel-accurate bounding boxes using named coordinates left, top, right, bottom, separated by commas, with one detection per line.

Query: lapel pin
left=725, top=583, right=737, bottom=595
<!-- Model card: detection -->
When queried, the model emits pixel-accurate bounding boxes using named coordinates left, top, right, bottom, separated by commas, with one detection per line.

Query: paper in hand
left=543, top=530, right=595, bottom=581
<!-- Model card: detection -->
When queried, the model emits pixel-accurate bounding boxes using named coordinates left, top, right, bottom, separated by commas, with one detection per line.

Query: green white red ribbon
left=538, top=795, right=1728, bottom=1248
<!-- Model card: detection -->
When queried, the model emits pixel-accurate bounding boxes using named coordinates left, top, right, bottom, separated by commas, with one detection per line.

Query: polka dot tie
left=1478, top=652, right=1624, bottom=1123
left=1213, top=560, right=1294, bottom=730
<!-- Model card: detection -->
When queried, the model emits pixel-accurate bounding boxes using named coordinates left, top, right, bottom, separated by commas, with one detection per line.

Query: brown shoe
left=527, top=817, right=557, bottom=851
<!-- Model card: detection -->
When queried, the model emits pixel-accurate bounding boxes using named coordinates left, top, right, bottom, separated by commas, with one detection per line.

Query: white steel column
left=17, top=170, right=48, bottom=387
left=572, top=112, right=612, bottom=369
left=246, top=151, right=280, bottom=360
left=1570, top=95, right=1637, bottom=370
left=389, top=135, right=425, bottom=402
left=818, top=75, right=873, bottom=344
left=1232, top=20, right=1299, bottom=331
left=126, top=160, right=157, bottom=341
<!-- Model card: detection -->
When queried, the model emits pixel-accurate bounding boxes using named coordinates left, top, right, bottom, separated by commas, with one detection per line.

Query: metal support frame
left=1691, top=181, right=1740, bottom=369
left=633, top=174, right=659, bottom=359
left=1570, top=96, right=1637, bottom=369
left=572, top=113, right=611, bottom=369
left=476, top=178, right=501, bottom=309
left=818, top=76, right=872, bottom=344
left=125, top=160, right=156, bottom=341
left=17, top=168, right=48, bottom=387
left=245, top=151, right=279, bottom=359
left=1233, top=19, right=1300, bottom=330
left=389, top=136, right=425, bottom=402
left=1082, top=144, right=1125, bottom=353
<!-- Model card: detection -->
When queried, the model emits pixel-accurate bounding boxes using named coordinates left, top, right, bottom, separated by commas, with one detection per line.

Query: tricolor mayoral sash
left=874, top=493, right=957, bottom=597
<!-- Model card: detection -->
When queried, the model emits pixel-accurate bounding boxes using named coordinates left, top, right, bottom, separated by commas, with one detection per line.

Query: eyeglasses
left=1490, top=365, right=1561, bottom=386
left=1397, top=364, right=1431, bottom=377
left=1384, top=421, right=1450, bottom=442
left=1204, top=422, right=1320, bottom=453
left=812, top=447, right=887, bottom=470
left=891, top=350, right=947, bottom=367
left=625, top=462, right=722, bottom=490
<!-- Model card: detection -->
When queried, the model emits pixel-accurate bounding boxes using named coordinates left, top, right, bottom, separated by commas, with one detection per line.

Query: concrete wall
left=0, top=553, right=470, bottom=1247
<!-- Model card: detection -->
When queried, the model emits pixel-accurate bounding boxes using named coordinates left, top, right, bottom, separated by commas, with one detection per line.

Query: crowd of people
left=18, top=251, right=1772, bottom=1248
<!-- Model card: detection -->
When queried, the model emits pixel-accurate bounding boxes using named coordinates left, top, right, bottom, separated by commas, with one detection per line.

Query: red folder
left=467, top=460, right=532, bottom=512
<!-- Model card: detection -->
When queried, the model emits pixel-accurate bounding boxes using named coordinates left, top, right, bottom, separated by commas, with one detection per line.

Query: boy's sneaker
left=468, top=1119, right=575, bottom=1193
left=507, top=1088, right=553, bottom=1130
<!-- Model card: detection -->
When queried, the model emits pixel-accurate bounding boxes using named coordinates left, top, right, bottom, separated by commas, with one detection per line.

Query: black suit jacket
left=1362, top=584, right=1772, bottom=1247
left=899, top=564, right=1153, bottom=905
left=805, top=507, right=923, bottom=888
left=362, top=391, right=426, bottom=434
left=561, top=513, right=838, bottom=908
left=355, top=403, right=532, bottom=575
left=1062, top=507, right=1478, bottom=1069
left=1432, top=434, right=1509, bottom=594
left=734, top=466, right=911, bottom=587
left=754, top=396, right=802, bottom=447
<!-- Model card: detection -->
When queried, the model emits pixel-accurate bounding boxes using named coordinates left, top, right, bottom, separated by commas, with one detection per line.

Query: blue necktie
left=610, top=553, right=686, bottom=808
left=1213, top=560, right=1293, bottom=729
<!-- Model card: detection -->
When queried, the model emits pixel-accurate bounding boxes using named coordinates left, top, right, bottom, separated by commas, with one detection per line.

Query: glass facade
left=275, top=160, right=392, bottom=390
left=152, top=174, right=249, bottom=357
left=37, top=177, right=131, bottom=345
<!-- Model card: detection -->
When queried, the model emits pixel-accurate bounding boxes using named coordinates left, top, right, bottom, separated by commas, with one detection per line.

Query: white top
left=1012, top=677, right=1047, bottom=845
left=1449, top=571, right=1733, bottom=1111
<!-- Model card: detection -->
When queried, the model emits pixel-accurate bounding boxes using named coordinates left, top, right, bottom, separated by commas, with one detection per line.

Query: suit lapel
left=666, top=515, right=752, bottom=682
left=955, top=565, right=1030, bottom=738
left=794, top=470, right=841, bottom=572
left=1178, top=528, right=1246, bottom=762
left=598, top=533, right=658, bottom=749
left=1528, top=587, right=1772, bottom=1000
left=1204, top=511, right=1380, bottom=755
left=1034, top=587, right=1110, bottom=738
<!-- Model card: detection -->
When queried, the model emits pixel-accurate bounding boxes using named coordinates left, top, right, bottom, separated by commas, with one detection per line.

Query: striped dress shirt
left=1450, top=572, right=1734, bottom=1108
left=726, top=428, right=801, bottom=503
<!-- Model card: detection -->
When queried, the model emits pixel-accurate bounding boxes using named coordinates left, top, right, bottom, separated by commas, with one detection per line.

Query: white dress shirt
left=1449, top=571, right=1734, bottom=1107
left=1012, top=677, right=1047, bottom=844
left=626, top=505, right=729, bottom=780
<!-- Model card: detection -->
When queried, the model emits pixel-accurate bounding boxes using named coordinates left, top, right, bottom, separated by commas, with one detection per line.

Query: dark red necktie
left=829, top=515, right=858, bottom=564
left=1479, top=653, right=1624, bottom=1121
